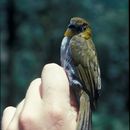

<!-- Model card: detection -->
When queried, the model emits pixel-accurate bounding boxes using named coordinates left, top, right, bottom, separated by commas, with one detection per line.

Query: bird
left=60, top=17, right=101, bottom=130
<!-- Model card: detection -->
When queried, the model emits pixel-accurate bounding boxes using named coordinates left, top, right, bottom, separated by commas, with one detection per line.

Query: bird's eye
left=82, top=26, right=86, bottom=31
left=82, top=23, right=87, bottom=31
left=77, top=26, right=82, bottom=32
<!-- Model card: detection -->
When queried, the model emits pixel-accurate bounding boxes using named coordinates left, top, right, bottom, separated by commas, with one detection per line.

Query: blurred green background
left=0, top=0, right=129, bottom=129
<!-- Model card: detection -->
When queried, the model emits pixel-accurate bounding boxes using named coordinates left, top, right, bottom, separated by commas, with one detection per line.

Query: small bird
left=60, top=17, right=101, bottom=130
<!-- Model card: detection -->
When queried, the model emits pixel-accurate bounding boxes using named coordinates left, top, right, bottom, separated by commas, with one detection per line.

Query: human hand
left=1, top=63, right=78, bottom=130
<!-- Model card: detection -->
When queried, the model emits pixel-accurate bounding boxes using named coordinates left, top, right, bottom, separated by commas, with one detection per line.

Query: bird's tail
left=76, top=91, right=92, bottom=130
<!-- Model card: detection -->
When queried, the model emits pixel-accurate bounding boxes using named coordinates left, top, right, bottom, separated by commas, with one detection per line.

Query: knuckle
left=19, top=113, right=36, bottom=130
left=48, top=106, right=65, bottom=121
left=46, top=106, right=65, bottom=128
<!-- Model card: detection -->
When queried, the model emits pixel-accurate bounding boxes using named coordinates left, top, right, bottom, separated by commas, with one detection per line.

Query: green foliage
left=0, top=0, right=128, bottom=129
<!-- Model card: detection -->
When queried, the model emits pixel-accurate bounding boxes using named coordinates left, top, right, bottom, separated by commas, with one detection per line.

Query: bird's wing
left=70, top=35, right=101, bottom=107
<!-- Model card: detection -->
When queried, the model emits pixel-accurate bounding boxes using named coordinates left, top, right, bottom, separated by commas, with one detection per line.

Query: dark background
left=0, top=0, right=129, bottom=130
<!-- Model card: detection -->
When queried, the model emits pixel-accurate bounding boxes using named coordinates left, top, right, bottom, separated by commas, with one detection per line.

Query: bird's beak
left=68, top=24, right=76, bottom=29
left=64, top=23, right=77, bottom=37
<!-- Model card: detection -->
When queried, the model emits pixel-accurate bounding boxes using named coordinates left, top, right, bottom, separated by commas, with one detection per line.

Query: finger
left=24, top=78, right=42, bottom=105
left=18, top=78, right=43, bottom=130
left=41, top=63, right=70, bottom=106
left=1, top=106, right=16, bottom=130
left=6, top=99, right=24, bottom=130
left=41, top=63, right=77, bottom=129
left=20, top=78, right=42, bottom=114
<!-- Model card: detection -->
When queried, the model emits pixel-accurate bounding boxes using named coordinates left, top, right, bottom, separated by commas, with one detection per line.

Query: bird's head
left=64, top=17, right=92, bottom=39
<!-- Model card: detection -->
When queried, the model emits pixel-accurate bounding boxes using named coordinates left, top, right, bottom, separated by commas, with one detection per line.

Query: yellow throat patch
left=64, top=28, right=92, bottom=40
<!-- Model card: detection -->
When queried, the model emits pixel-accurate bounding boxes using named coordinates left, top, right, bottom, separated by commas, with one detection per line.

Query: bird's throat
left=81, top=28, right=92, bottom=40
left=64, top=28, right=92, bottom=40
left=64, top=28, right=77, bottom=37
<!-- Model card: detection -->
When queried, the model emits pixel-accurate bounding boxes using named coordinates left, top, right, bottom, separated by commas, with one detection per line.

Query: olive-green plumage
left=70, top=35, right=101, bottom=107
left=60, top=17, right=101, bottom=130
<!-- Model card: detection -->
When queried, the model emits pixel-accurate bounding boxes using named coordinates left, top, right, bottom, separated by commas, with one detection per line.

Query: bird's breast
left=61, top=37, right=70, bottom=50
left=60, top=37, right=71, bottom=66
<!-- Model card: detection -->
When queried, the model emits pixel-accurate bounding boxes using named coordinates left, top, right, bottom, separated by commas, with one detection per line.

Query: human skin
left=1, top=63, right=78, bottom=130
